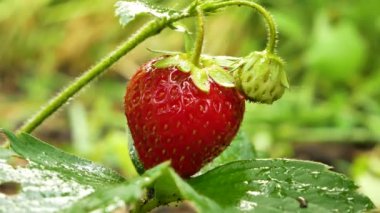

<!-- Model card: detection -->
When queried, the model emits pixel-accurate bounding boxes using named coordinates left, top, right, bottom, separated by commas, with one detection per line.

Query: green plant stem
left=191, top=6, right=205, bottom=66
left=15, top=0, right=279, bottom=137
left=205, top=0, right=278, bottom=53
left=15, top=16, right=189, bottom=135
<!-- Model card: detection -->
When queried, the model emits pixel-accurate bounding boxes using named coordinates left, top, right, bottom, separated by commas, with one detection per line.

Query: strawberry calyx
left=125, top=57, right=246, bottom=177
left=154, top=54, right=236, bottom=93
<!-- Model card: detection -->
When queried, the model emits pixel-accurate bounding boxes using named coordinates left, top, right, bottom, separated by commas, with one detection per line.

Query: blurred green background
left=0, top=0, right=379, bottom=207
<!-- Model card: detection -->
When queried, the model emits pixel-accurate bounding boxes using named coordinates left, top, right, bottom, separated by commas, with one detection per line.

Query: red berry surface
left=124, top=57, right=245, bottom=178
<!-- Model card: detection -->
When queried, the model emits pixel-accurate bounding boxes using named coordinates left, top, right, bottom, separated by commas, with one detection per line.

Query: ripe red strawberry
left=124, top=57, right=245, bottom=178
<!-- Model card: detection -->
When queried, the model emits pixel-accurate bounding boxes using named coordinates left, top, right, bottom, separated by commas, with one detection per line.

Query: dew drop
left=296, top=196, right=308, bottom=208
left=239, top=200, right=257, bottom=211
left=246, top=190, right=262, bottom=196
left=311, top=171, right=320, bottom=179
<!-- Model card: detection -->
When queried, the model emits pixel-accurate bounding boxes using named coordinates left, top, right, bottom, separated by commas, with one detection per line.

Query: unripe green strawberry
left=234, top=51, right=289, bottom=104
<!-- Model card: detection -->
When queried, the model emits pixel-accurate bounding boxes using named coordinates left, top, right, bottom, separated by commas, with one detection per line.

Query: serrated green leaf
left=207, top=65, right=235, bottom=87
left=115, top=1, right=172, bottom=27
left=191, top=67, right=210, bottom=92
left=66, top=161, right=225, bottom=213
left=1, top=131, right=374, bottom=212
left=0, top=158, right=95, bottom=213
left=189, top=159, right=375, bottom=212
left=0, top=129, right=129, bottom=212
left=153, top=167, right=226, bottom=213
left=2, top=129, right=124, bottom=187
left=65, top=162, right=171, bottom=213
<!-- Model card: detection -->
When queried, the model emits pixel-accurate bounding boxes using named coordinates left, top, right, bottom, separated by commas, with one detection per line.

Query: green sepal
left=154, top=55, right=191, bottom=73
left=202, top=55, right=241, bottom=68
left=191, top=66, right=210, bottom=92
left=207, top=65, right=235, bottom=88
left=147, top=48, right=180, bottom=55
left=243, top=53, right=260, bottom=73
left=154, top=56, right=178, bottom=68
left=280, top=69, right=290, bottom=88
left=154, top=54, right=242, bottom=93
left=178, top=59, right=192, bottom=72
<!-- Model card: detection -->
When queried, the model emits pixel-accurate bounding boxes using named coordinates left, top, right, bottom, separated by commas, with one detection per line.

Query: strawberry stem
left=207, top=0, right=278, bottom=54
left=191, top=6, right=205, bottom=67
left=14, top=0, right=280, bottom=139
left=15, top=14, right=191, bottom=135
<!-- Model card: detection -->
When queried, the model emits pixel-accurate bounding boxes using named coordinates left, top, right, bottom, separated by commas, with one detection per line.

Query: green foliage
left=0, top=130, right=374, bottom=212
left=66, top=163, right=170, bottom=212
left=207, top=64, right=235, bottom=87
left=190, top=160, right=374, bottom=212
left=306, top=11, right=367, bottom=82
left=0, top=129, right=124, bottom=212
left=154, top=55, right=192, bottom=72
left=199, top=131, right=256, bottom=174
left=0, top=160, right=94, bottom=212
left=1, top=0, right=380, bottom=210
left=2, top=129, right=124, bottom=187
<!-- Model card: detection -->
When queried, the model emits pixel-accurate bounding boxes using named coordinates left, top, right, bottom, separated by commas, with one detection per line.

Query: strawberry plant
left=0, top=0, right=375, bottom=212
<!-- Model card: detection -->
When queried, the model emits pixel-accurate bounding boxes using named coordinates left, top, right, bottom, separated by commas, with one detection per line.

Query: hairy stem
left=191, top=6, right=205, bottom=66
left=16, top=0, right=279, bottom=135
left=16, top=16, right=187, bottom=135
left=205, top=0, right=278, bottom=53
